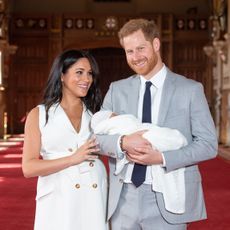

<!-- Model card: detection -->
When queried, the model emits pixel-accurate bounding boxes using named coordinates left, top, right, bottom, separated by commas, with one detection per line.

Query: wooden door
left=90, top=47, right=134, bottom=96
left=8, top=36, right=49, bottom=133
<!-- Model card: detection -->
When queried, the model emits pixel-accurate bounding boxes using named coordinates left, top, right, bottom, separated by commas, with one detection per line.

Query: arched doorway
left=90, top=47, right=134, bottom=96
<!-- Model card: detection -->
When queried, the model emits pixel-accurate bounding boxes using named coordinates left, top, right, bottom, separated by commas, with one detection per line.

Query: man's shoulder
left=110, top=74, right=138, bottom=87
left=168, top=69, right=202, bottom=89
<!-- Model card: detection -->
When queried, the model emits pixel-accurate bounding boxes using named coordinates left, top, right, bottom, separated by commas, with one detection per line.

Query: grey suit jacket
left=97, top=68, right=218, bottom=224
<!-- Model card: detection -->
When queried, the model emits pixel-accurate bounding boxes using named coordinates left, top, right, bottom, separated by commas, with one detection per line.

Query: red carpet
left=0, top=138, right=37, bottom=230
left=188, top=157, right=230, bottom=230
left=0, top=137, right=230, bottom=229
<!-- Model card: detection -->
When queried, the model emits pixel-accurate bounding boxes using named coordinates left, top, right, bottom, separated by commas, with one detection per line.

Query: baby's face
left=110, top=112, right=117, bottom=118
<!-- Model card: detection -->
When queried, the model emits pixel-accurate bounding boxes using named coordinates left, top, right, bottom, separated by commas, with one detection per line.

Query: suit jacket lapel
left=158, top=69, right=176, bottom=126
left=127, top=75, right=141, bottom=117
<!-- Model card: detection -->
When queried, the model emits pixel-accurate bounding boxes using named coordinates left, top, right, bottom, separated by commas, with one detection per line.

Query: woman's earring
left=61, top=74, right=64, bottom=82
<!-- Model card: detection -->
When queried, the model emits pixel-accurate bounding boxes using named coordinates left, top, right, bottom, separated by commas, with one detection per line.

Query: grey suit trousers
left=111, top=183, right=187, bottom=230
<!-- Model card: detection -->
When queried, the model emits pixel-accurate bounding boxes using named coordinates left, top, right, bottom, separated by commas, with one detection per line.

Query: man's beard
left=128, top=55, right=158, bottom=76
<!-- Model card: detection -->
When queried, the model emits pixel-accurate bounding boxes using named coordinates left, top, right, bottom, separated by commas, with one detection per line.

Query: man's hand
left=122, top=131, right=163, bottom=165
left=126, top=145, right=163, bottom=165
left=122, top=130, right=151, bottom=155
left=122, top=130, right=163, bottom=165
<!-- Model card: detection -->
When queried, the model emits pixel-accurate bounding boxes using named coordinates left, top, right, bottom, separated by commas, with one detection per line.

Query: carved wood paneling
left=173, top=15, right=211, bottom=108
left=9, top=35, right=49, bottom=133
left=8, top=13, right=210, bottom=133
left=173, top=40, right=212, bottom=106
left=91, top=48, right=134, bottom=96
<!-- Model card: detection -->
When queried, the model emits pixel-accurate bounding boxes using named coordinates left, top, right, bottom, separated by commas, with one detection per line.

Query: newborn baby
left=91, top=110, right=187, bottom=152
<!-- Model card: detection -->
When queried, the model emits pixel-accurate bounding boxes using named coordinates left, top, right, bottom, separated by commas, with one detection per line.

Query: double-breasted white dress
left=34, top=104, right=108, bottom=230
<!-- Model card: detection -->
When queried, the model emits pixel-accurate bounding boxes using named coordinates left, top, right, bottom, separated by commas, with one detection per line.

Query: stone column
left=0, top=41, right=17, bottom=138
left=223, top=0, right=230, bottom=145
left=0, top=83, right=6, bottom=138
left=204, top=0, right=230, bottom=145
left=0, top=0, right=17, bottom=138
left=213, top=40, right=226, bottom=139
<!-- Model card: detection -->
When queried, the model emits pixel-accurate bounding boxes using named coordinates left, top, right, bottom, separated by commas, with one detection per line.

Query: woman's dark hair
left=42, top=49, right=102, bottom=123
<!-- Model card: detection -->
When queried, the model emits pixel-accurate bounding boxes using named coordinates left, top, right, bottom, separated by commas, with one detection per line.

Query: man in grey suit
left=96, top=18, right=217, bottom=230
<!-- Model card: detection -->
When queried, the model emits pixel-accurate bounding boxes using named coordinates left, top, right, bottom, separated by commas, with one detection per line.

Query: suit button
left=75, top=184, right=80, bottom=189
left=89, top=162, right=94, bottom=167
left=119, top=179, right=123, bottom=183
left=92, top=183, right=97, bottom=188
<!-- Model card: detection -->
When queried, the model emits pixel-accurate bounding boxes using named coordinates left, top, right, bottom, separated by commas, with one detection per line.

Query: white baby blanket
left=91, top=111, right=188, bottom=214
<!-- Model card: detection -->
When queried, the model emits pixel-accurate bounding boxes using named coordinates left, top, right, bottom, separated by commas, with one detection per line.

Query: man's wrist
left=119, top=135, right=126, bottom=152
left=160, top=152, right=166, bottom=167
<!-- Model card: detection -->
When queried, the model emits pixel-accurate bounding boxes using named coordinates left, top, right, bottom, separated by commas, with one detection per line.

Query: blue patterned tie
left=131, top=81, right=152, bottom=187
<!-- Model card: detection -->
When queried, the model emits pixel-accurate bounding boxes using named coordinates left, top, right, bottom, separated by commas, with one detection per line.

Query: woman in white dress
left=22, top=50, right=108, bottom=230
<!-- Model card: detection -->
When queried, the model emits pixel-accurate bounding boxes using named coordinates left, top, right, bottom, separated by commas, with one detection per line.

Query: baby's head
left=91, top=110, right=117, bottom=130
left=110, top=112, right=117, bottom=118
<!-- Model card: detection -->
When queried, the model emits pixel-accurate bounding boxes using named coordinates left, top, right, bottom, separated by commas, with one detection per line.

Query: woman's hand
left=69, top=138, right=100, bottom=166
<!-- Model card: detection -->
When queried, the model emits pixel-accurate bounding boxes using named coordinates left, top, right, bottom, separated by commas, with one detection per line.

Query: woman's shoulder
left=28, top=106, right=39, bottom=118
left=26, top=104, right=47, bottom=124
left=24, top=106, right=40, bottom=128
